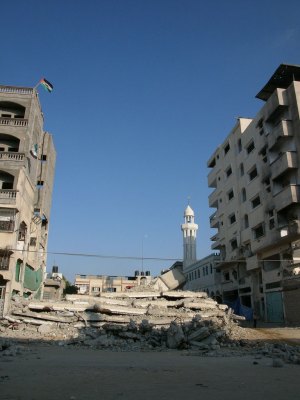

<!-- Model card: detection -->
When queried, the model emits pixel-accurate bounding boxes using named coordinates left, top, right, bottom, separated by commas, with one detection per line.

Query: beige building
left=0, top=84, right=56, bottom=315
left=207, top=64, right=300, bottom=323
left=74, top=271, right=152, bottom=295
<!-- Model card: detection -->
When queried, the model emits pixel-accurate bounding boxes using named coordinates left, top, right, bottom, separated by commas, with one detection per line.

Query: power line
left=9, top=249, right=182, bottom=262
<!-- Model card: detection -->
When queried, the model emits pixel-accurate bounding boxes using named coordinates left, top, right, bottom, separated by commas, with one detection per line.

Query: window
left=41, top=155, right=47, bottom=161
left=249, top=166, right=258, bottom=181
left=210, top=264, right=213, bottom=274
left=206, top=266, right=208, bottom=275
left=260, top=146, right=268, bottom=163
left=0, top=253, right=10, bottom=270
left=198, top=269, right=200, bottom=278
left=253, top=224, right=265, bottom=239
left=251, top=195, right=261, bottom=209
left=203, top=267, right=205, bottom=276
left=224, top=272, right=230, bottom=281
left=224, top=143, right=230, bottom=155
left=229, top=213, right=236, bottom=224
left=18, top=222, right=27, bottom=241
left=247, top=140, right=255, bottom=154
left=231, top=239, right=238, bottom=250
left=228, top=189, right=234, bottom=201
left=240, top=163, right=244, bottom=176
left=238, top=139, right=242, bottom=153
left=37, top=180, right=44, bottom=188
left=241, top=188, right=246, bottom=202
left=226, top=166, right=232, bottom=177
left=30, top=237, right=37, bottom=246
left=244, top=214, right=249, bottom=229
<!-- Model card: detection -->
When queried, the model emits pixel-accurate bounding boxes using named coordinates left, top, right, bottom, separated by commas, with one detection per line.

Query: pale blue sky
left=1, top=0, right=300, bottom=281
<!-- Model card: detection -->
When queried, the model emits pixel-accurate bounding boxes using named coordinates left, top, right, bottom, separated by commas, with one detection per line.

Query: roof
left=256, top=64, right=300, bottom=101
left=184, top=205, right=194, bottom=216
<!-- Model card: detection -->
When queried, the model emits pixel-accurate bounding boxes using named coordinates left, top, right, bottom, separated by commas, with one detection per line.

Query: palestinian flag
left=39, top=78, right=53, bottom=93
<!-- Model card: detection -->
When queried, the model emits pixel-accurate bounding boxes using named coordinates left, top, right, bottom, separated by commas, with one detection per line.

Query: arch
left=0, top=101, right=25, bottom=118
left=0, top=170, right=14, bottom=189
left=0, top=133, right=20, bottom=152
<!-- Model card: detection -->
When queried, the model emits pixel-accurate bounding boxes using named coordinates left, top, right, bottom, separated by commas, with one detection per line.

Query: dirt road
left=0, top=343, right=300, bottom=400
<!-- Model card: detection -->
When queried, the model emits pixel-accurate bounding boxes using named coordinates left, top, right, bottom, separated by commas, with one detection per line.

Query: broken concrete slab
left=188, top=327, right=210, bottom=342
left=162, top=291, right=207, bottom=299
left=166, top=322, right=186, bottom=349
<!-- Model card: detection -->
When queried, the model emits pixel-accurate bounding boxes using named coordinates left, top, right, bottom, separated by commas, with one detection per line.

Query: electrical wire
left=8, top=248, right=182, bottom=262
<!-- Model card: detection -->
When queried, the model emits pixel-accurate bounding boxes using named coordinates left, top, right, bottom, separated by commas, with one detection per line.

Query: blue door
left=266, top=291, right=284, bottom=322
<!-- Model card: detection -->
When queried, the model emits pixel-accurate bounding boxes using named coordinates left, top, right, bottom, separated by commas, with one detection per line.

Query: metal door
left=266, top=291, right=284, bottom=322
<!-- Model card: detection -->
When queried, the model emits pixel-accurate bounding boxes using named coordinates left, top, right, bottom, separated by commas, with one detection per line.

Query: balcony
left=264, top=89, right=287, bottom=123
left=208, top=188, right=219, bottom=208
left=0, top=118, right=28, bottom=127
left=208, top=168, right=218, bottom=188
left=267, top=120, right=293, bottom=149
left=271, top=151, right=298, bottom=180
left=0, top=85, right=33, bottom=95
left=209, top=211, right=219, bottom=228
left=210, top=232, right=219, bottom=242
left=0, top=189, right=17, bottom=204
left=0, top=152, right=25, bottom=162
left=274, top=185, right=300, bottom=212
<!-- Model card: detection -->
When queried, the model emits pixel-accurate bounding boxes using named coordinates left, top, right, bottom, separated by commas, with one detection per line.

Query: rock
left=38, top=324, right=52, bottom=334
left=188, top=327, right=210, bottom=342
left=166, top=322, right=185, bottom=349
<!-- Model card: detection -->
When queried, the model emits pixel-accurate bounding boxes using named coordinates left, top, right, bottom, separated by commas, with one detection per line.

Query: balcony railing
left=267, top=120, right=293, bottom=149
left=0, top=152, right=25, bottom=162
left=0, top=118, right=28, bottom=127
left=274, top=185, right=300, bottom=212
left=0, top=189, right=17, bottom=204
left=271, top=151, right=298, bottom=180
left=0, top=85, right=33, bottom=95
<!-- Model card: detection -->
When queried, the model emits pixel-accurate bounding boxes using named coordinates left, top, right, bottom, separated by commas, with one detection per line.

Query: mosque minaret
left=181, top=204, right=198, bottom=269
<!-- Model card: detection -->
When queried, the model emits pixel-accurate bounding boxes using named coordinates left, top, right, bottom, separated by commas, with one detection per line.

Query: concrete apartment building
left=207, top=64, right=300, bottom=324
left=0, top=85, right=56, bottom=315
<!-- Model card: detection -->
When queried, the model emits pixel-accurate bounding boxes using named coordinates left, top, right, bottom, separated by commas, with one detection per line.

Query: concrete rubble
left=0, top=290, right=300, bottom=365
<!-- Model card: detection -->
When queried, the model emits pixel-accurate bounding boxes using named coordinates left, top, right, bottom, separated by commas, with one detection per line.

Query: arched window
left=0, top=170, right=14, bottom=189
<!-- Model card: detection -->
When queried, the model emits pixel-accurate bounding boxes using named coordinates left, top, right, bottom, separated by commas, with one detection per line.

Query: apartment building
left=207, top=64, right=300, bottom=323
left=0, top=85, right=56, bottom=315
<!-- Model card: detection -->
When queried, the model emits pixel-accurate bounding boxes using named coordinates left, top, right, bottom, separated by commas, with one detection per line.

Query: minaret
left=181, top=205, right=198, bottom=270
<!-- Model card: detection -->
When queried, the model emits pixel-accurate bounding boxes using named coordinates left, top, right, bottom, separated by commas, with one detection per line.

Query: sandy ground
left=1, top=326, right=300, bottom=400
left=0, top=342, right=299, bottom=400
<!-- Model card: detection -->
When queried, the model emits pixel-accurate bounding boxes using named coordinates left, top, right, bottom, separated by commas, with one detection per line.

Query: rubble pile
left=1, top=291, right=299, bottom=364
left=0, top=290, right=241, bottom=350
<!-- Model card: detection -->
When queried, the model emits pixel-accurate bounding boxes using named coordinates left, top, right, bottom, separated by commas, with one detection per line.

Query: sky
left=1, top=0, right=300, bottom=281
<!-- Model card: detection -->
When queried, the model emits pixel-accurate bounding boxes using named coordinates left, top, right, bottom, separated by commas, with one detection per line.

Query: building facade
left=0, top=85, right=56, bottom=315
left=207, top=64, right=300, bottom=323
